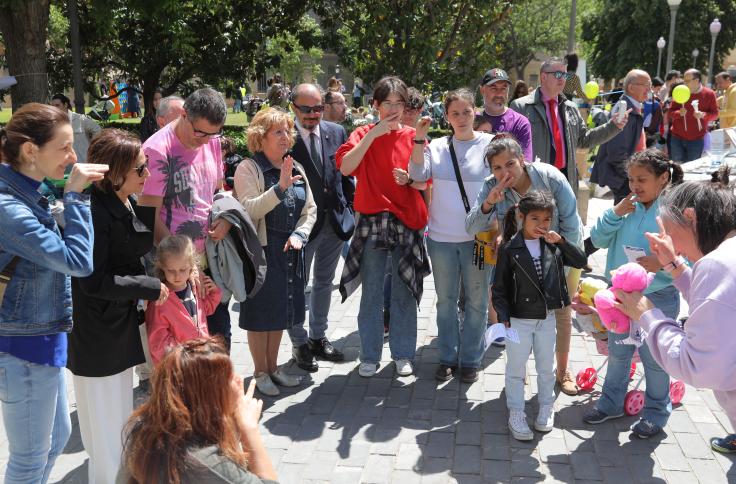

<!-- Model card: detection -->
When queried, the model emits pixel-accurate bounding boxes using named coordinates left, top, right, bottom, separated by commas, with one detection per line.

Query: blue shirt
left=590, top=198, right=674, bottom=295
left=0, top=170, right=67, bottom=367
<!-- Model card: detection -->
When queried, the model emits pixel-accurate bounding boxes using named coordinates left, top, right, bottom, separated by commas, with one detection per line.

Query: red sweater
left=335, top=125, right=428, bottom=230
left=145, top=285, right=221, bottom=364
left=670, top=86, right=719, bottom=141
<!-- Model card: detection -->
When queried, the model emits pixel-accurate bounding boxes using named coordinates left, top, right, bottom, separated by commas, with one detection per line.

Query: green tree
left=56, top=0, right=320, bottom=113
left=319, top=0, right=516, bottom=92
left=265, top=15, right=324, bottom=85
left=0, top=0, right=50, bottom=109
left=582, top=0, right=736, bottom=80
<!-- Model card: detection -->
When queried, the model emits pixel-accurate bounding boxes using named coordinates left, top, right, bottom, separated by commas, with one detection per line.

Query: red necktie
left=547, top=99, right=565, bottom=169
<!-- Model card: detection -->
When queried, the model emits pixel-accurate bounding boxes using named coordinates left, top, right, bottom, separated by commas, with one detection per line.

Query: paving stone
left=455, top=421, right=482, bottom=446
left=569, top=451, right=603, bottom=481
left=663, top=470, right=698, bottom=484
left=395, top=443, right=424, bottom=471
left=537, top=436, right=569, bottom=464
left=452, top=445, right=481, bottom=474
left=689, top=457, right=728, bottom=483
left=330, top=465, right=364, bottom=484
left=482, top=433, right=511, bottom=461
left=481, top=458, right=512, bottom=483
left=360, top=454, right=394, bottom=483
left=653, top=443, right=691, bottom=471
left=673, top=431, right=714, bottom=459
left=425, top=431, right=455, bottom=458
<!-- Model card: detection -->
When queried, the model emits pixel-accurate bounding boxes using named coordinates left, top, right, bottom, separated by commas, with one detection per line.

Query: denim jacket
left=0, top=164, right=94, bottom=336
left=465, top=161, right=584, bottom=248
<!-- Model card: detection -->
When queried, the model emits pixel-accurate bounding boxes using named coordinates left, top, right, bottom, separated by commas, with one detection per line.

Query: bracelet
left=413, top=139, right=426, bottom=144
left=663, top=256, right=685, bottom=273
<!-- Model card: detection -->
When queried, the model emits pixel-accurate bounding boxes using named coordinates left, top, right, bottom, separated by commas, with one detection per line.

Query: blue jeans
left=0, top=353, right=71, bottom=484
left=358, top=239, right=417, bottom=364
left=505, top=311, right=557, bottom=411
left=289, top=222, right=344, bottom=345
left=669, top=135, right=704, bottom=163
left=596, top=285, right=680, bottom=427
left=427, top=238, right=491, bottom=369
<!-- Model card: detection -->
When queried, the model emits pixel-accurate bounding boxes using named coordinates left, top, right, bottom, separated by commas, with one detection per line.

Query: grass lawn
left=0, top=108, right=250, bottom=126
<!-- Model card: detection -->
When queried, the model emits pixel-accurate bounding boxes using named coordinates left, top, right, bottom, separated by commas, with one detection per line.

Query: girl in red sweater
left=145, top=235, right=221, bottom=364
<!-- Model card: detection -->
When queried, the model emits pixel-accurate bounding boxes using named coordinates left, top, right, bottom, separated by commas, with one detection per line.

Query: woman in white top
left=409, top=88, right=493, bottom=383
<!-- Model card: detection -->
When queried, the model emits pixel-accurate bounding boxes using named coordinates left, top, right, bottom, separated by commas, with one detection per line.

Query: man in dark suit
left=288, top=83, right=355, bottom=371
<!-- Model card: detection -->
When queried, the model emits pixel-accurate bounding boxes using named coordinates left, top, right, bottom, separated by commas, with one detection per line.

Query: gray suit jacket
left=510, top=89, right=621, bottom=193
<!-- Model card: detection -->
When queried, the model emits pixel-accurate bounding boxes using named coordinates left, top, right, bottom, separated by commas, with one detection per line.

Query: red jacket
left=670, top=86, right=719, bottom=141
left=145, top=284, right=221, bottom=364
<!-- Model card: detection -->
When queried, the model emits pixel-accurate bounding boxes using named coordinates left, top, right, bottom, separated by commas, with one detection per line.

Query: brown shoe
left=557, top=369, right=578, bottom=396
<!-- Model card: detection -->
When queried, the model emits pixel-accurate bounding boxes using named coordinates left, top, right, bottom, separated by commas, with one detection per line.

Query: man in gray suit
left=288, top=83, right=354, bottom=371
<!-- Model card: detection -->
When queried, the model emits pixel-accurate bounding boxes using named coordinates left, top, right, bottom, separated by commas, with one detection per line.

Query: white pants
left=135, top=324, right=153, bottom=381
left=73, top=367, right=134, bottom=484
left=505, top=311, right=557, bottom=411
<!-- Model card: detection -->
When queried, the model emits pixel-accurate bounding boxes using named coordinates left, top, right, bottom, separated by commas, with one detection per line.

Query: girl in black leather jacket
left=492, top=190, right=586, bottom=441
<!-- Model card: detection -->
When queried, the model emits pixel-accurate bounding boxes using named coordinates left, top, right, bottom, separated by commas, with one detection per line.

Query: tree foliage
left=50, top=0, right=319, bottom=110
left=265, top=15, right=324, bottom=86
left=582, top=0, right=736, bottom=80
left=319, top=0, right=516, bottom=92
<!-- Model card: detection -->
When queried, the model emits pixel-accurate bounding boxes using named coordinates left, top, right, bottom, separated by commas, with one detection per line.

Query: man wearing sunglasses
left=287, top=83, right=352, bottom=372
left=511, top=57, right=627, bottom=397
left=139, top=88, right=234, bottom=348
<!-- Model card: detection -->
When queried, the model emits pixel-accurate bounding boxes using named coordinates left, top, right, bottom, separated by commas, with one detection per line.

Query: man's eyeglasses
left=188, top=118, right=224, bottom=138
left=292, top=103, right=325, bottom=114
left=543, top=71, right=573, bottom=81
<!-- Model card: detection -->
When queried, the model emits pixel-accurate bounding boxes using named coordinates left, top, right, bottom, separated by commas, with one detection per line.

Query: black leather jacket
left=492, top=231, right=586, bottom=323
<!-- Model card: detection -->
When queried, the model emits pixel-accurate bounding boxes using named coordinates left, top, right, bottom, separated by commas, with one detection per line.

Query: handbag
left=447, top=137, right=497, bottom=268
left=0, top=256, right=20, bottom=307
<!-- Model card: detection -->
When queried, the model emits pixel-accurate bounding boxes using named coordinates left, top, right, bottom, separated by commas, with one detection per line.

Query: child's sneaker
left=535, top=404, right=555, bottom=432
left=630, top=418, right=662, bottom=439
left=711, top=434, right=736, bottom=453
left=583, top=407, right=624, bottom=425
left=508, top=410, right=534, bottom=441
left=358, top=362, right=379, bottom=378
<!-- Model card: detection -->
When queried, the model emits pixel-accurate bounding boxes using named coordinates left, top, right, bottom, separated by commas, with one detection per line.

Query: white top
left=409, top=133, right=493, bottom=242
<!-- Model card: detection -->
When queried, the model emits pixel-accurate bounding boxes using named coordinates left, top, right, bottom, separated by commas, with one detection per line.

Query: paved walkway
left=2, top=193, right=735, bottom=483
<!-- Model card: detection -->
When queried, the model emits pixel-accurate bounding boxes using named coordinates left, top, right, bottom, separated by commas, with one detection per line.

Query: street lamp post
left=657, top=37, right=666, bottom=79
left=665, top=0, right=682, bottom=73
left=708, top=18, right=722, bottom=87
left=692, top=48, right=700, bottom=67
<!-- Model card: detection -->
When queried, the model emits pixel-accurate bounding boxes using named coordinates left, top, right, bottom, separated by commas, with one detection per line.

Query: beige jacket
left=233, top=157, right=316, bottom=246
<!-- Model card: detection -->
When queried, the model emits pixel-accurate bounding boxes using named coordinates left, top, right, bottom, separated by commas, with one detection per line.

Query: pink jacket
left=639, top=236, right=736, bottom=429
left=145, top=285, right=222, bottom=364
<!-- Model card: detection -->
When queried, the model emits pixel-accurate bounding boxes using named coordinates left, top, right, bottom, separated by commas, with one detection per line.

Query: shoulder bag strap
left=447, top=136, right=471, bottom=213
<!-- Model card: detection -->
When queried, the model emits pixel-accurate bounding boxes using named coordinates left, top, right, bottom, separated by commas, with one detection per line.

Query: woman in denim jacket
left=0, top=103, right=107, bottom=484
left=465, top=136, right=584, bottom=395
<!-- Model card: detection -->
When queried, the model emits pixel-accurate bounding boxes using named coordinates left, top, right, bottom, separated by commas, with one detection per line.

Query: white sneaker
left=358, top=362, right=378, bottom=378
left=395, top=359, right=413, bottom=376
left=508, top=410, right=534, bottom=441
left=535, top=404, right=555, bottom=432
left=270, top=369, right=301, bottom=387
left=254, top=373, right=279, bottom=396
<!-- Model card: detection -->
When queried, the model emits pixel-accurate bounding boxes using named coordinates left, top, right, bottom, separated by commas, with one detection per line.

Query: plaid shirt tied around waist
left=339, top=212, right=431, bottom=306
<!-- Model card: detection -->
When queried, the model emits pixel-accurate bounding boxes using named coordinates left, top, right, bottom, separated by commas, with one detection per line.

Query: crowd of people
left=1, top=53, right=736, bottom=483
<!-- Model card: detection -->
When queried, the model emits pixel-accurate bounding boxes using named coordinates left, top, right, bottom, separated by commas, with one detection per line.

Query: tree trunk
left=0, top=0, right=51, bottom=111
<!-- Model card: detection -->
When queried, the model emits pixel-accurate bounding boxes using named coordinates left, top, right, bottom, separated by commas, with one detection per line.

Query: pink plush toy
left=593, top=262, right=654, bottom=334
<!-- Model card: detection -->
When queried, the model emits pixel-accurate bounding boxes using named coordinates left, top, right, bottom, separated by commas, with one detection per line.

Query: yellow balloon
left=583, top=81, right=599, bottom=99
left=672, top=84, right=691, bottom=104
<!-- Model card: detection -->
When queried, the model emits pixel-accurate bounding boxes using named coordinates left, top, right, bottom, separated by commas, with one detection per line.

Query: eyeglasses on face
left=188, top=118, right=224, bottom=138
left=133, top=155, right=149, bottom=177
left=543, top=71, right=572, bottom=81
left=292, top=103, right=325, bottom=114
left=380, top=101, right=406, bottom=109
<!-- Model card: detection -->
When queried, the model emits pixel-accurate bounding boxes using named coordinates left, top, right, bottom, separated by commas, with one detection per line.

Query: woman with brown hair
left=0, top=103, right=106, bottom=483
left=68, top=128, right=168, bottom=483
left=118, top=337, right=278, bottom=483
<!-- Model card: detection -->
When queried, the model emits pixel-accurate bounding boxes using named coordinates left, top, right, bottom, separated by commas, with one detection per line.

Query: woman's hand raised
left=65, top=163, right=109, bottom=194
left=278, top=155, right=302, bottom=192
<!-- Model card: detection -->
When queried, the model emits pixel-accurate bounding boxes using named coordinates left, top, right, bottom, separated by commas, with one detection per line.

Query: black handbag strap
left=447, top=136, right=471, bottom=213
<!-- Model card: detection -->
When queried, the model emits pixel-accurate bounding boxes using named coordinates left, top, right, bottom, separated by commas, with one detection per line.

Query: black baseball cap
left=482, top=68, right=511, bottom=86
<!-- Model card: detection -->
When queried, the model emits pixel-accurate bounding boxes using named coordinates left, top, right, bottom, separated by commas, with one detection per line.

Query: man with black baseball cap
left=479, top=68, right=533, bottom=161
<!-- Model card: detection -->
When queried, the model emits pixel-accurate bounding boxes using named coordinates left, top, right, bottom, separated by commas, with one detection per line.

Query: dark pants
left=204, top=268, right=232, bottom=352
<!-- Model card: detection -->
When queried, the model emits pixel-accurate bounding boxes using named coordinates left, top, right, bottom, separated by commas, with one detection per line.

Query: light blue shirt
left=590, top=198, right=673, bottom=294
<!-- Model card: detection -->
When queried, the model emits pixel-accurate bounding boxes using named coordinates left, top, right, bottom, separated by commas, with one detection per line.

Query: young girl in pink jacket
left=146, top=235, right=222, bottom=364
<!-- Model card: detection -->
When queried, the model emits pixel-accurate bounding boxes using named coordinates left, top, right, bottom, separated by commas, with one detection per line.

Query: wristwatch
left=663, top=256, right=685, bottom=273
left=413, top=139, right=426, bottom=144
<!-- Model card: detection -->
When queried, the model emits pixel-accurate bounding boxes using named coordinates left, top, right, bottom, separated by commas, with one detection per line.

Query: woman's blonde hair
left=154, top=235, right=198, bottom=282
left=246, top=107, right=295, bottom=153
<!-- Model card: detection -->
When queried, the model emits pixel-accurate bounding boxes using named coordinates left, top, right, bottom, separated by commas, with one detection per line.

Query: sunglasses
left=292, top=103, right=325, bottom=114
left=133, top=159, right=148, bottom=177
left=544, top=71, right=573, bottom=81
